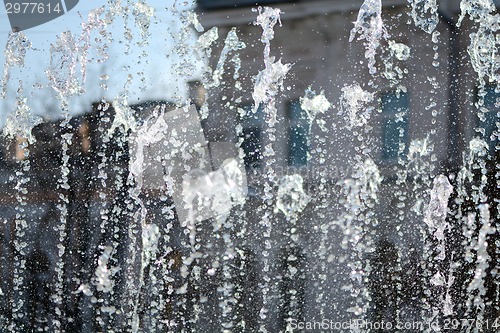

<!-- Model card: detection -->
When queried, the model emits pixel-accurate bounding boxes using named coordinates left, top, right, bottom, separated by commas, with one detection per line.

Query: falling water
left=0, top=0, right=500, bottom=332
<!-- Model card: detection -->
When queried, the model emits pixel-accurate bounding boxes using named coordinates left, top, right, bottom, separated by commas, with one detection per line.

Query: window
left=287, top=100, right=309, bottom=167
left=381, top=91, right=409, bottom=160
left=239, top=104, right=264, bottom=169
left=478, top=84, right=500, bottom=155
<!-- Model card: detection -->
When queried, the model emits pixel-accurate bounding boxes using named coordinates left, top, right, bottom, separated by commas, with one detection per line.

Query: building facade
left=0, top=0, right=498, bottom=332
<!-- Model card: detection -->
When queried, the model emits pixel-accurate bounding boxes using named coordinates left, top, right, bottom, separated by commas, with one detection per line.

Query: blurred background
left=0, top=0, right=499, bottom=332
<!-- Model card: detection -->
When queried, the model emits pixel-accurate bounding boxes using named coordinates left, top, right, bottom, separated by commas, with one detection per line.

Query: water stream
left=0, top=0, right=499, bottom=332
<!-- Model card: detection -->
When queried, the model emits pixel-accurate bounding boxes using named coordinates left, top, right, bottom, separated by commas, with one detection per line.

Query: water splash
left=424, top=175, right=453, bottom=261
left=466, top=204, right=495, bottom=323
left=339, top=158, right=381, bottom=323
left=109, top=94, right=137, bottom=134
left=182, top=158, right=247, bottom=220
left=408, top=0, right=439, bottom=34
left=349, top=0, right=387, bottom=75
left=0, top=1, right=500, bottom=331
left=458, top=0, right=497, bottom=26
left=3, top=94, right=42, bottom=143
left=275, top=174, right=310, bottom=219
left=2, top=30, right=31, bottom=99
left=252, top=7, right=291, bottom=115
left=339, top=83, right=374, bottom=129
left=382, top=41, right=410, bottom=90
left=210, top=28, right=246, bottom=89
left=133, top=1, right=155, bottom=44
left=95, top=246, right=119, bottom=293
left=300, top=88, right=331, bottom=128
left=252, top=7, right=291, bottom=332
left=458, top=0, right=500, bottom=85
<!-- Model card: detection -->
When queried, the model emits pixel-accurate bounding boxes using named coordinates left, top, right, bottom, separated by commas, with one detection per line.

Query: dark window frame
left=238, top=103, right=264, bottom=170
left=380, top=90, right=410, bottom=161
left=476, top=83, right=500, bottom=157
left=286, top=99, right=309, bottom=167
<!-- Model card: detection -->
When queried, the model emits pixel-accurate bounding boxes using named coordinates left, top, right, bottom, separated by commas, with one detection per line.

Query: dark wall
left=197, top=0, right=297, bottom=10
